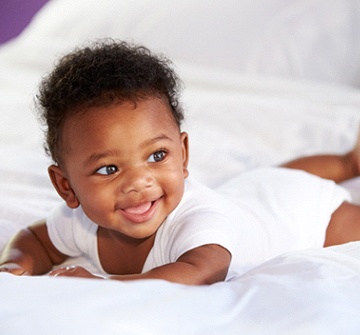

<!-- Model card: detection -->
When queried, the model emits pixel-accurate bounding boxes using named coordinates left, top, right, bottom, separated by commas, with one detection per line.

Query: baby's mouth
left=119, top=199, right=160, bottom=223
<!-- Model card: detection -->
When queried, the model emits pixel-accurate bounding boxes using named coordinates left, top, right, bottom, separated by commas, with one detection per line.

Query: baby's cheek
left=80, top=191, right=112, bottom=221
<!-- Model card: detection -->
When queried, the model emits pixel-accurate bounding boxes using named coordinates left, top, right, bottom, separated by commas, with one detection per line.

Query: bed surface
left=2, top=244, right=360, bottom=334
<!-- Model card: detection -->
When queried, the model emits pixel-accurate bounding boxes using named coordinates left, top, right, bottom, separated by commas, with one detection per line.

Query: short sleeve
left=168, top=212, right=236, bottom=263
left=46, top=204, right=98, bottom=258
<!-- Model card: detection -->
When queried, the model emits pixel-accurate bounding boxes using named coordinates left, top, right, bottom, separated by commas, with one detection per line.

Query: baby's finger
left=49, top=265, right=102, bottom=279
left=49, top=266, right=76, bottom=277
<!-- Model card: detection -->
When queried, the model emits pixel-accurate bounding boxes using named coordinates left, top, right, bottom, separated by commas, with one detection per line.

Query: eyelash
left=94, top=149, right=168, bottom=175
left=148, top=149, right=168, bottom=163
left=96, top=165, right=118, bottom=175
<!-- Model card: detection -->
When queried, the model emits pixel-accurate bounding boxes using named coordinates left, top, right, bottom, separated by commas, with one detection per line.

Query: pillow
left=10, top=0, right=360, bottom=86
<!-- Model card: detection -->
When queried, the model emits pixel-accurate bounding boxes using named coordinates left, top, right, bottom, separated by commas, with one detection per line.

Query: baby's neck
left=97, top=227, right=155, bottom=275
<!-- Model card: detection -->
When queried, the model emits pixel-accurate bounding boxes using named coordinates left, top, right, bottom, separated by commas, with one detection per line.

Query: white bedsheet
left=1, top=244, right=360, bottom=334
left=1, top=0, right=360, bottom=334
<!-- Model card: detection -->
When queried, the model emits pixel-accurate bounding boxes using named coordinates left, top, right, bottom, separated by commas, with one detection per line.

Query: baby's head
left=37, top=41, right=189, bottom=234
left=37, top=40, right=184, bottom=165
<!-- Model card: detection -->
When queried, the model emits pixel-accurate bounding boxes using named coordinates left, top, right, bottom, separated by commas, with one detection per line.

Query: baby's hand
left=49, top=265, right=105, bottom=279
left=0, top=263, right=29, bottom=276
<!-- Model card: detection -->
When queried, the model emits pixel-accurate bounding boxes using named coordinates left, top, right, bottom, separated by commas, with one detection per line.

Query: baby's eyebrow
left=85, top=150, right=120, bottom=166
left=141, top=134, right=173, bottom=148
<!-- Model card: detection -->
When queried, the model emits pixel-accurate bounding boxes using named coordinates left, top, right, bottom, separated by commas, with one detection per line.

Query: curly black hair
left=36, top=39, right=184, bottom=164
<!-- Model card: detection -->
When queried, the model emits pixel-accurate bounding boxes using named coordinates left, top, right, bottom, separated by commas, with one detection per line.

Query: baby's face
left=57, top=97, right=189, bottom=240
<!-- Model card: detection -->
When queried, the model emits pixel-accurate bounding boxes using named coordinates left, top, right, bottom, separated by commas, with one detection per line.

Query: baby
left=1, top=40, right=360, bottom=284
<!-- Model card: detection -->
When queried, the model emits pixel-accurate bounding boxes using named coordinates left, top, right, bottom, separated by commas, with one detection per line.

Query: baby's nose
left=120, top=167, right=154, bottom=193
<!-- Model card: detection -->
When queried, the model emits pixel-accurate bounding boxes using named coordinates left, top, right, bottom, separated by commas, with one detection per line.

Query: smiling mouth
left=119, top=199, right=160, bottom=223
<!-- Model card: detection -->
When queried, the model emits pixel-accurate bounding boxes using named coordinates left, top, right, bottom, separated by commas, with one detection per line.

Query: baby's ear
left=48, top=165, right=80, bottom=208
left=180, top=132, right=189, bottom=178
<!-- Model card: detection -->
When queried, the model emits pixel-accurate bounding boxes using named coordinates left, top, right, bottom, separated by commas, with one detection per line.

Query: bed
left=1, top=0, right=360, bottom=333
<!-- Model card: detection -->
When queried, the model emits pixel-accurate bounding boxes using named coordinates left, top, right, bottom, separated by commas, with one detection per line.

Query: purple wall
left=0, top=0, right=49, bottom=44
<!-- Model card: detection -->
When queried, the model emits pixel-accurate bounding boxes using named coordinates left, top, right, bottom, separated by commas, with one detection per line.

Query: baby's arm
left=50, top=244, right=231, bottom=285
left=0, top=220, right=68, bottom=275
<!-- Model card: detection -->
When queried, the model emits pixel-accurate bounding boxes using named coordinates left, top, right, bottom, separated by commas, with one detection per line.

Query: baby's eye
left=147, top=150, right=167, bottom=163
left=96, top=165, right=118, bottom=175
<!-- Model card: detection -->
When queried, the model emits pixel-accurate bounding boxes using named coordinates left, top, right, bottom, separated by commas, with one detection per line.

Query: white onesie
left=47, top=168, right=351, bottom=280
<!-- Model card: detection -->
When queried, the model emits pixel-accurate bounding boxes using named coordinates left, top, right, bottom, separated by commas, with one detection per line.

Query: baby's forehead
left=67, top=96, right=179, bottom=129
left=93, top=97, right=177, bottom=124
